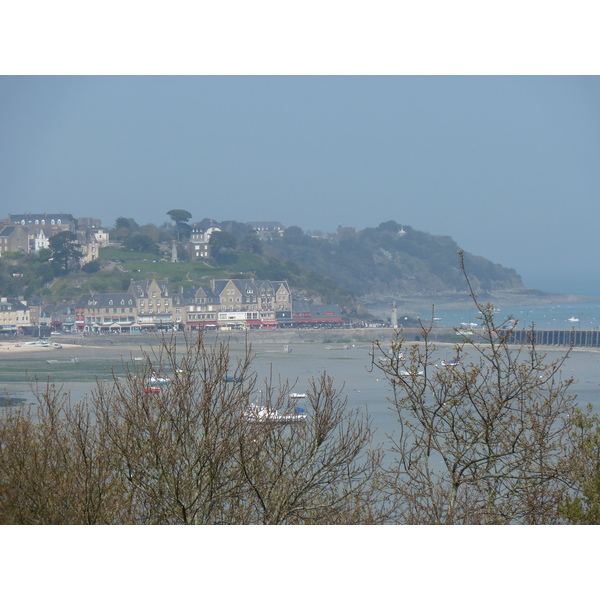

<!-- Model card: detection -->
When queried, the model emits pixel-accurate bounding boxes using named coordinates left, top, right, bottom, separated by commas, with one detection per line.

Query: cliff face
left=264, top=221, right=523, bottom=298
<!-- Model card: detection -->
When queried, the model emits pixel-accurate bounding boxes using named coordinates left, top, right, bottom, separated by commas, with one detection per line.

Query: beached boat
left=244, top=404, right=307, bottom=424
left=25, top=339, right=51, bottom=347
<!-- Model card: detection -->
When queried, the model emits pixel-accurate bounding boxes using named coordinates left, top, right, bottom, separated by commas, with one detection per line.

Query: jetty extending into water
left=498, top=329, right=600, bottom=349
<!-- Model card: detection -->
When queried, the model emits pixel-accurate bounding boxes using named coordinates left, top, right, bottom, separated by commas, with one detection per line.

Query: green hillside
left=0, top=220, right=523, bottom=312
left=262, top=221, right=522, bottom=296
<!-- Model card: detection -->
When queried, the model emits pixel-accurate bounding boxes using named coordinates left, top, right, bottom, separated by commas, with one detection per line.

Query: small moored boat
left=244, top=404, right=307, bottom=424
left=440, top=359, right=460, bottom=368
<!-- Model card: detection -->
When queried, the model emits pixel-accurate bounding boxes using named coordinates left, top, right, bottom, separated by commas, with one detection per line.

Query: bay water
left=2, top=323, right=600, bottom=450
left=430, top=299, right=600, bottom=330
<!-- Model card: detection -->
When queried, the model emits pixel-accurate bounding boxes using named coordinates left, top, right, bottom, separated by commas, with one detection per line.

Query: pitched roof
left=128, top=279, right=170, bottom=297
left=0, top=226, right=16, bottom=237
left=77, top=293, right=136, bottom=309
left=9, top=213, right=74, bottom=224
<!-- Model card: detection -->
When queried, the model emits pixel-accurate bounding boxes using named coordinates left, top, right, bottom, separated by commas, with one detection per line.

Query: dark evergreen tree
left=48, top=231, right=82, bottom=274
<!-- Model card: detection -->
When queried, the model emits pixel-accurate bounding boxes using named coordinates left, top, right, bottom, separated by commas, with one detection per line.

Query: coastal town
left=0, top=212, right=345, bottom=334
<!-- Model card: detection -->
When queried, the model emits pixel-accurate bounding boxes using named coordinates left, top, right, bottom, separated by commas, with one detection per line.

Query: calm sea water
left=2, top=326, right=600, bottom=449
left=431, top=300, right=600, bottom=330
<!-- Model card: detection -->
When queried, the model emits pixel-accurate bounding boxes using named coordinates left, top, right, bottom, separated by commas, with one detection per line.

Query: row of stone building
left=0, top=213, right=109, bottom=264
left=0, top=278, right=343, bottom=334
left=0, top=213, right=286, bottom=264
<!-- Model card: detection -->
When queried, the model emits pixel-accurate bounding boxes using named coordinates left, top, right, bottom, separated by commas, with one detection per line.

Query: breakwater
left=498, top=329, right=600, bottom=348
left=17, top=326, right=600, bottom=350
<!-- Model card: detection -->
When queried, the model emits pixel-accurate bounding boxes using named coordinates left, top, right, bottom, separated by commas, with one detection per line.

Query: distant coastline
left=365, top=289, right=598, bottom=317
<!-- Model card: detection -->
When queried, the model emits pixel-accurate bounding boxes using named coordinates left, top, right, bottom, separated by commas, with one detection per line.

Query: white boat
left=289, top=392, right=307, bottom=400
left=244, top=404, right=307, bottom=424
left=378, top=352, right=404, bottom=365
left=440, top=359, right=460, bottom=368
left=568, top=317, right=579, bottom=322
left=400, top=369, right=424, bottom=376
left=46, top=356, right=79, bottom=364
left=143, top=374, right=171, bottom=394
left=25, top=340, right=50, bottom=347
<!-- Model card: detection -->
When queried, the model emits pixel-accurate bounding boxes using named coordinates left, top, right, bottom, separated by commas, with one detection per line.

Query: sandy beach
left=0, top=341, right=104, bottom=356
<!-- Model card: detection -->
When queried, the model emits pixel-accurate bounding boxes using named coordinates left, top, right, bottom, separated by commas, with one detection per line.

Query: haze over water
left=431, top=300, right=600, bottom=331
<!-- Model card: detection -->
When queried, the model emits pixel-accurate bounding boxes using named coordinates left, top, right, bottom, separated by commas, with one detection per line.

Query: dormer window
left=51, top=219, right=55, bottom=225
left=57, top=219, right=61, bottom=224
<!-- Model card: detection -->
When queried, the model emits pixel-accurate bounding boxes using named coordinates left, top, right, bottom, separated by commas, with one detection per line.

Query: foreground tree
left=0, top=333, right=382, bottom=524
left=560, top=405, right=600, bottom=524
left=373, top=251, right=577, bottom=524
left=236, top=372, right=384, bottom=524
left=0, top=382, right=126, bottom=524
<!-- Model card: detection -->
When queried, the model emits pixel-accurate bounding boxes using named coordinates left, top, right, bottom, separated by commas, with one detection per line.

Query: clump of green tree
left=166, top=209, right=193, bottom=242
left=263, top=221, right=523, bottom=296
left=48, top=231, right=83, bottom=274
left=0, top=251, right=55, bottom=299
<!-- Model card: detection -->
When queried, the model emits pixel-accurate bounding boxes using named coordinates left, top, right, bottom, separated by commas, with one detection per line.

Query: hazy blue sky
left=1, top=76, right=599, bottom=295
